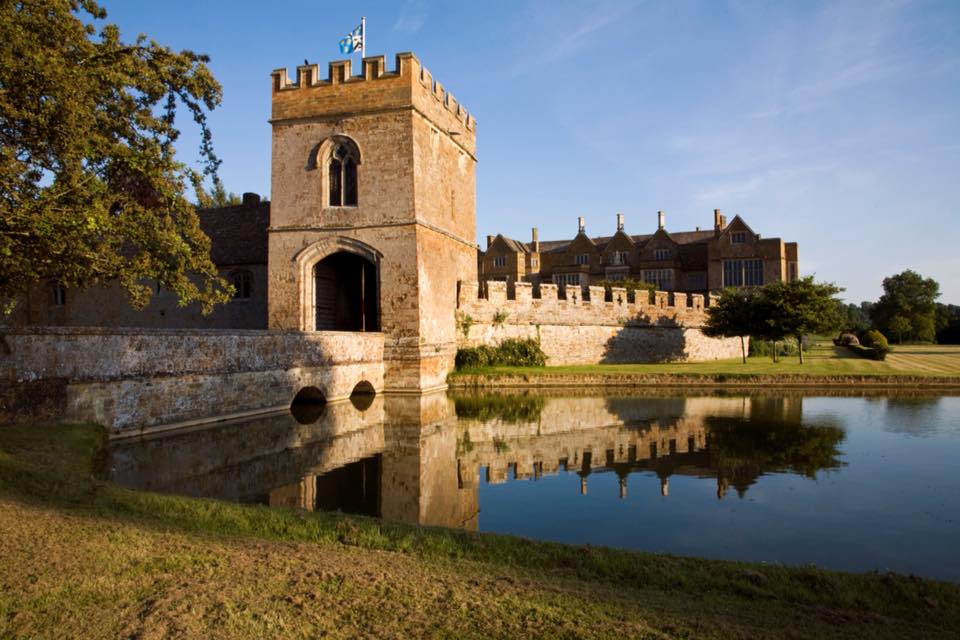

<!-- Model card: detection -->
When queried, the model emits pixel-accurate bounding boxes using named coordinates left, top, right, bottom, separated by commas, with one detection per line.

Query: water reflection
left=107, top=390, right=846, bottom=526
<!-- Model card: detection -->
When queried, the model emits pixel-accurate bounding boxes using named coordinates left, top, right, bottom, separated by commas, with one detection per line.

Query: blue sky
left=102, top=1, right=959, bottom=304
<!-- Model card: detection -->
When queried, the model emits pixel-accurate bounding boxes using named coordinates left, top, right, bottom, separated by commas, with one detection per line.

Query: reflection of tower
left=380, top=393, right=479, bottom=530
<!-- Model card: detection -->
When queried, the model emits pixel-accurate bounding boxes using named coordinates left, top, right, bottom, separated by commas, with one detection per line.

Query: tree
left=888, top=316, right=912, bottom=344
left=703, top=287, right=759, bottom=364
left=755, top=277, right=843, bottom=364
left=198, top=181, right=241, bottom=208
left=870, top=270, right=940, bottom=343
left=0, top=0, right=232, bottom=313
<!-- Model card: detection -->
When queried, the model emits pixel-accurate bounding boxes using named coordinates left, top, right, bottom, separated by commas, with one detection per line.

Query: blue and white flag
left=339, top=24, right=363, bottom=55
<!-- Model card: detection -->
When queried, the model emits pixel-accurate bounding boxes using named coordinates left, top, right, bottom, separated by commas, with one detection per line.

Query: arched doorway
left=313, top=251, right=379, bottom=331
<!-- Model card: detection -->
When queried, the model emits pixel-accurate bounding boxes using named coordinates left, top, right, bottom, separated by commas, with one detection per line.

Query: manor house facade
left=479, top=210, right=799, bottom=294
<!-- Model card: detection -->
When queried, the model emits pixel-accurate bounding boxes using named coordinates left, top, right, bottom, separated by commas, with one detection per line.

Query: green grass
left=2, top=422, right=960, bottom=638
left=452, top=340, right=960, bottom=379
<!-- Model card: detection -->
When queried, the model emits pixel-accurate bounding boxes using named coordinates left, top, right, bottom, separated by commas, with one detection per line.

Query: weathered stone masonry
left=456, top=280, right=743, bottom=364
left=0, top=327, right=383, bottom=435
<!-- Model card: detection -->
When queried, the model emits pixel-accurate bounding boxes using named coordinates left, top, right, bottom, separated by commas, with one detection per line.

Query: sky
left=100, top=0, right=960, bottom=304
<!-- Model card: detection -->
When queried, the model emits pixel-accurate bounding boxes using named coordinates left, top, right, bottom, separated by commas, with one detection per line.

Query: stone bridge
left=0, top=327, right=384, bottom=436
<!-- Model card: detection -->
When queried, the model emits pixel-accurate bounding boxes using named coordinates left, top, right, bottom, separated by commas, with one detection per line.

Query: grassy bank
left=450, top=341, right=960, bottom=386
left=2, top=423, right=959, bottom=639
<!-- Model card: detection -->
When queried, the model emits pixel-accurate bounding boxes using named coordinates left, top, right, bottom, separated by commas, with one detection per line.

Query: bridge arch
left=294, top=237, right=382, bottom=332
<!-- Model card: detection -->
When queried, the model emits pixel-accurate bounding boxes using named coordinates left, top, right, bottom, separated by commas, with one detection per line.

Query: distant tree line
left=835, top=270, right=958, bottom=344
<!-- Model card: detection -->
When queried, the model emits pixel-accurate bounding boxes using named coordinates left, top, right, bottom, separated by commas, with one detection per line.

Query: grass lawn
left=452, top=340, right=960, bottom=379
left=1, top=423, right=960, bottom=639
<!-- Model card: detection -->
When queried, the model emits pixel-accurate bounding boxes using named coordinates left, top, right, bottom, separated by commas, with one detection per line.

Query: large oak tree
left=0, top=0, right=232, bottom=313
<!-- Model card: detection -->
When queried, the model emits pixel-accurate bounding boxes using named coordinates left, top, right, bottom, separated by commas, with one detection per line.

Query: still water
left=105, top=390, right=960, bottom=581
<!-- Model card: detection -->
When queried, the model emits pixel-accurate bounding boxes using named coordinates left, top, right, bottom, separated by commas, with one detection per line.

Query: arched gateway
left=314, top=252, right=378, bottom=332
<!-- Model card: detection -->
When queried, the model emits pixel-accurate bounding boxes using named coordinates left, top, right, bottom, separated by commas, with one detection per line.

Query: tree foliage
left=0, top=0, right=232, bottom=312
left=755, top=277, right=843, bottom=364
left=703, top=287, right=758, bottom=363
left=870, top=270, right=940, bottom=343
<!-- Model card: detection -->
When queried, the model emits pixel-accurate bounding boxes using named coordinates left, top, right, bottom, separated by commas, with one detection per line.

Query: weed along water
left=103, top=390, right=960, bottom=582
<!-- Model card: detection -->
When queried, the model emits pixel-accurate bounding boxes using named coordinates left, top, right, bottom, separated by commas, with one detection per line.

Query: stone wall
left=456, top=280, right=743, bottom=364
left=0, top=327, right=384, bottom=435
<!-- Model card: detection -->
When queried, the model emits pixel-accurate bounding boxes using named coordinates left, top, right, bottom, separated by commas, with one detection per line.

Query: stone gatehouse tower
left=267, top=53, right=477, bottom=393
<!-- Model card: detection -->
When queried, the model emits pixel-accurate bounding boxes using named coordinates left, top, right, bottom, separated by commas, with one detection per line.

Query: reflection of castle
left=106, top=392, right=839, bottom=533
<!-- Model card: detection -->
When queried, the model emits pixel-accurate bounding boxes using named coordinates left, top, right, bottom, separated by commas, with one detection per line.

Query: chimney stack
left=486, top=235, right=494, bottom=249
left=657, top=210, right=665, bottom=230
left=713, top=209, right=724, bottom=232
left=241, top=192, right=261, bottom=207
left=616, top=213, right=624, bottom=231
left=531, top=227, right=539, bottom=252
left=577, top=216, right=585, bottom=233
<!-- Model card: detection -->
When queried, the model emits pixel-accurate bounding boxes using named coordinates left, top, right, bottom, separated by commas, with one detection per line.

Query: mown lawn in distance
left=452, top=340, right=960, bottom=378
left=1, top=422, right=959, bottom=639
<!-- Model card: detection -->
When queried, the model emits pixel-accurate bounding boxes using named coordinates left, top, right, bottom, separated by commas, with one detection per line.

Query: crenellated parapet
left=457, top=280, right=713, bottom=330
left=271, top=52, right=476, bottom=154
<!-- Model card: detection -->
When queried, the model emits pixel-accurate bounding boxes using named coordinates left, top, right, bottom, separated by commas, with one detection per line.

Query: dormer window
left=328, top=143, right=358, bottom=207
left=611, top=251, right=628, bottom=265
left=731, top=231, right=747, bottom=244
left=575, top=254, right=589, bottom=265
left=654, top=248, right=671, bottom=261
left=493, top=256, right=506, bottom=268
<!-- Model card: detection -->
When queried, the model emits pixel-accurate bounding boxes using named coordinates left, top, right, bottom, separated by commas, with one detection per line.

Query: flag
left=339, top=24, right=363, bottom=55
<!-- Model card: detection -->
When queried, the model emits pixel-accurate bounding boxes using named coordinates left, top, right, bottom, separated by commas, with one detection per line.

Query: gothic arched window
left=329, top=143, right=358, bottom=207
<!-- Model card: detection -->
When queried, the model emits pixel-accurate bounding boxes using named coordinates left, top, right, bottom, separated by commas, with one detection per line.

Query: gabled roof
left=538, top=229, right=715, bottom=254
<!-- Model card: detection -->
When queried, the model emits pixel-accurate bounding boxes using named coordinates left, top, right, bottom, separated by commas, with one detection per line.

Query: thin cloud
left=393, top=0, right=427, bottom=34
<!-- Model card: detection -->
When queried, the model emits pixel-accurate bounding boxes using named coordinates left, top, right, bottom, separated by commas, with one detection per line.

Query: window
left=51, top=282, right=66, bottom=306
left=493, top=256, right=507, bottom=268
left=654, top=248, right=671, bottom=261
left=575, top=254, right=589, bottom=265
left=329, top=143, right=358, bottom=207
left=722, top=259, right=764, bottom=287
left=231, top=270, right=253, bottom=299
left=788, top=262, right=798, bottom=281
left=607, top=272, right=626, bottom=282
left=731, top=231, right=747, bottom=244
left=610, top=251, right=628, bottom=265
left=552, top=273, right=581, bottom=287
left=642, top=269, right=673, bottom=290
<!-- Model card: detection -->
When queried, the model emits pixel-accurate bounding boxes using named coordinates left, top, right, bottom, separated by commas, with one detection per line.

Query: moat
left=104, top=389, right=960, bottom=582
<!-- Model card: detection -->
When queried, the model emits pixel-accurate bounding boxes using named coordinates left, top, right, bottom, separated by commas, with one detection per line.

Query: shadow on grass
left=1, top=422, right=959, bottom=636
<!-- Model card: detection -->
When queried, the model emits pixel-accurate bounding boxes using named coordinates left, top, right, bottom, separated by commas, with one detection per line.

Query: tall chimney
left=616, top=213, right=624, bottom=231
left=713, top=209, right=722, bottom=231
left=486, top=235, right=494, bottom=248
left=657, top=210, right=665, bottom=230
left=577, top=216, right=585, bottom=233
left=531, top=227, right=539, bottom=252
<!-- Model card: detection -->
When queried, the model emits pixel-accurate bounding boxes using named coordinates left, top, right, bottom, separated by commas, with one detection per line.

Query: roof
left=537, top=229, right=716, bottom=254
left=198, top=200, right=270, bottom=266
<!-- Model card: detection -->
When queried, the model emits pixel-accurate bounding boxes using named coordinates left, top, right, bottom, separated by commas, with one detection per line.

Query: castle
left=7, top=52, right=793, bottom=403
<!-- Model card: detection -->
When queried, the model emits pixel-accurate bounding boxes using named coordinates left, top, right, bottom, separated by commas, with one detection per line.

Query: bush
left=846, top=344, right=888, bottom=361
left=454, top=338, right=547, bottom=370
left=748, top=337, right=799, bottom=358
left=861, top=329, right=889, bottom=350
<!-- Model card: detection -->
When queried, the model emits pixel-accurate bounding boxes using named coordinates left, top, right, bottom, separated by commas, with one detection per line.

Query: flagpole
left=361, top=16, right=366, bottom=60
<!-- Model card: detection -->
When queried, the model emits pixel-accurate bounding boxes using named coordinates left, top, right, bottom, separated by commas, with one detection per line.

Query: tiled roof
left=198, top=200, right=270, bottom=266
left=536, top=229, right=716, bottom=254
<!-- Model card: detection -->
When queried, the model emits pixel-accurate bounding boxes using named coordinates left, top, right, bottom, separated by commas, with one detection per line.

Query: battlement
left=270, top=52, right=476, bottom=146
left=457, top=280, right=718, bottom=330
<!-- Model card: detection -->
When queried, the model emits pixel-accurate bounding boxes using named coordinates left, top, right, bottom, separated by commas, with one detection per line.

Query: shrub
left=861, top=329, right=889, bottom=350
left=846, top=344, right=888, bottom=361
left=748, top=337, right=799, bottom=358
left=454, top=338, right=547, bottom=370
